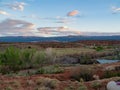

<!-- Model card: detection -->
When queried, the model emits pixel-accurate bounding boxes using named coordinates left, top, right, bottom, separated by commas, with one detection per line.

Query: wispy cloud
left=22, top=14, right=41, bottom=19
left=5, top=2, right=26, bottom=11
left=21, top=15, right=76, bottom=24
left=37, top=26, right=81, bottom=36
left=55, top=16, right=76, bottom=24
left=112, top=6, right=120, bottom=14
left=67, top=10, right=80, bottom=16
left=0, top=10, right=10, bottom=16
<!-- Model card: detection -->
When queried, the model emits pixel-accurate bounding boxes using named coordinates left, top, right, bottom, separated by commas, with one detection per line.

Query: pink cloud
left=67, top=10, right=79, bottom=16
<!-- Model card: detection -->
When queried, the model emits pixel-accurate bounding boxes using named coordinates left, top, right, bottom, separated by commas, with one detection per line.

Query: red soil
left=0, top=62, right=120, bottom=90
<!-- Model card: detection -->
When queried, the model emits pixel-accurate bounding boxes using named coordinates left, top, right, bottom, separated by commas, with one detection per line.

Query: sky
left=0, top=0, right=120, bottom=37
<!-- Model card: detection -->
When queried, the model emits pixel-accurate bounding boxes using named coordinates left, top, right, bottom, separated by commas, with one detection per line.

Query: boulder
left=107, top=81, right=120, bottom=90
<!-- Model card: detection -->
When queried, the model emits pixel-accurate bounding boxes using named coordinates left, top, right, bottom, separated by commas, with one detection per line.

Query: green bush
left=0, top=46, right=59, bottom=74
left=91, top=80, right=102, bottom=90
left=0, top=47, right=21, bottom=73
left=104, top=70, right=120, bottom=78
left=78, top=85, right=88, bottom=90
left=0, top=47, right=20, bottom=65
left=32, top=51, right=47, bottom=67
left=94, top=46, right=104, bottom=51
left=78, top=79, right=88, bottom=90
left=64, top=86, right=75, bottom=90
left=20, top=49, right=35, bottom=69
left=36, top=65, right=64, bottom=74
left=0, top=47, right=37, bottom=74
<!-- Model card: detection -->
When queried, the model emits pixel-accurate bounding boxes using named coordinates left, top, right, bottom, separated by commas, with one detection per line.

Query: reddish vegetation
left=0, top=62, right=120, bottom=90
left=1, top=40, right=120, bottom=48
left=0, top=41, right=120, bottom=90
left=76, top=40, right=120, bottom=46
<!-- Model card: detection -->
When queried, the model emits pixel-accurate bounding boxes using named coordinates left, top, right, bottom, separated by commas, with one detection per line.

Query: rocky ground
left=0, top=62, right=120, bottom=90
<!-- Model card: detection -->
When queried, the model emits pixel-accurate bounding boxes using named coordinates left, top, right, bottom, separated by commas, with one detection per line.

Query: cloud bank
left=0, top=19, right=35, bottom=36
left=37, top=26, right=81, bottom=36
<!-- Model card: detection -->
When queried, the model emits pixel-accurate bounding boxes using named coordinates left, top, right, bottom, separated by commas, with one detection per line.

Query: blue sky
left=0, top=0, right=120, bottom=36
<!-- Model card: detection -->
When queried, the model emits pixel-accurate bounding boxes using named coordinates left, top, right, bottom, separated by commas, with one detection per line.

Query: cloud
left=56, top=17, right=76, bottom=24
left=22, top=14, right=41, bottom=19
left=5, top=2, right=26, bottom=11
left=0, top=19, right=35, bottom=36
left=112, top=6, right=120, bottom=14
left=37, top=26, right=81, bottom=36
left=21, top=15, right=76, bottom=24
left=0, top=10, right=10, bottom=16
left=67, top=10, right=79, bottom=16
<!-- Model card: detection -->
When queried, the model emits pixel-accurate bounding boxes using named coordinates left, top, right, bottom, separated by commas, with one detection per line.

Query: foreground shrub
left=20, top=49, right=35, bottom=69
left=64, top=80, right=88, bottom=90
left=78, top=84, right=87, bottom=90
left=104, top=70, right=120, bottom=78
left=0, top=47, right=21, bottom=73
left=45, top=48, right=57, bottom=64
left=35, top=86, right=50, bottom=90
left=64, top=86, right=75, bottom=90
left=36, top=78, right=59, bottom=89
left=0, top=47, right=56, bottom=74
left=78, top=78, right=88, bottom=90
left=5, top=86, right=13, bottom=90
left=91, top=80, right=102, bottom=90
left=71, top=68, right=94, bottom=81
left=32, top=51, right=46, bottom=67
left=0, top=47, right=38, bottom=74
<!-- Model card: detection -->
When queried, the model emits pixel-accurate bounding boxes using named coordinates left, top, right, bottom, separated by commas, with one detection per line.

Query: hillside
left=0, top=36, right=120, bottom=42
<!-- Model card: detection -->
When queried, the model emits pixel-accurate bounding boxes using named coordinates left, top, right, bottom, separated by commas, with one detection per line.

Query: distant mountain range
left=0, top=35, right=120, bottom=42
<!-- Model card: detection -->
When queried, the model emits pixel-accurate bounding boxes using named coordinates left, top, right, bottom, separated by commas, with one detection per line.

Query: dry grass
left=36, top=77, right=59, bottom=89
left=52, top=48, right=96, bottom=57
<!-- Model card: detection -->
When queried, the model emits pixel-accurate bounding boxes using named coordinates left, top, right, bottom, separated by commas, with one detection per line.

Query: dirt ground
left=0, top=62, right=120, bottom=90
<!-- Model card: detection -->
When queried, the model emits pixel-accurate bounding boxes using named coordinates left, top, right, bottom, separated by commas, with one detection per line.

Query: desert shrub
left=64, top=86, right=75, bottom=90
left=5, top=86, right=13, bottom=90
left=94, top=46, right=104, bottom=51
left=32, top=51, right=46, bottom=67
left=19, top=49, right=35, bottom=69
left=45, top=48, right=56, bottom=64
left=71, top=68, right=94, bottom=81
left=91, top=80, right=102, bottom=90
left=26, top=80, right=34, bottom=86
left=115, top=66, right=120, bottom=71
left=36, top=78, right=58, bottom=89
left=15, top=70, right=36, bottom=76
left=64, top=79, right=88, bottom=90
left=80, top=55, right=95, bottom=64
left=35, top=86, right=50, bottom=90
left=36, top=68, right=45, bottom=74
left=0, top=47, right=37, bottom=74
left=78, top=78, right=88, bottom=90
left=9, top=80, right=21, bottom=88
left=0, top=47, right=58, bottom=74
left=0, top=47, right=21, bottom=73
left=103, top=70, right=120, bottom=78
left=78, top=84, right=88, bottom=90
left=36, top=65, right=64, bottom=74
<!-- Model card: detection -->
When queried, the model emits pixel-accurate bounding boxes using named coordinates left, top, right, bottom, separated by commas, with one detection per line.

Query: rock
left=107, top=81, right=120, bottom=90
left=56, top=56, right=79, bottom=64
